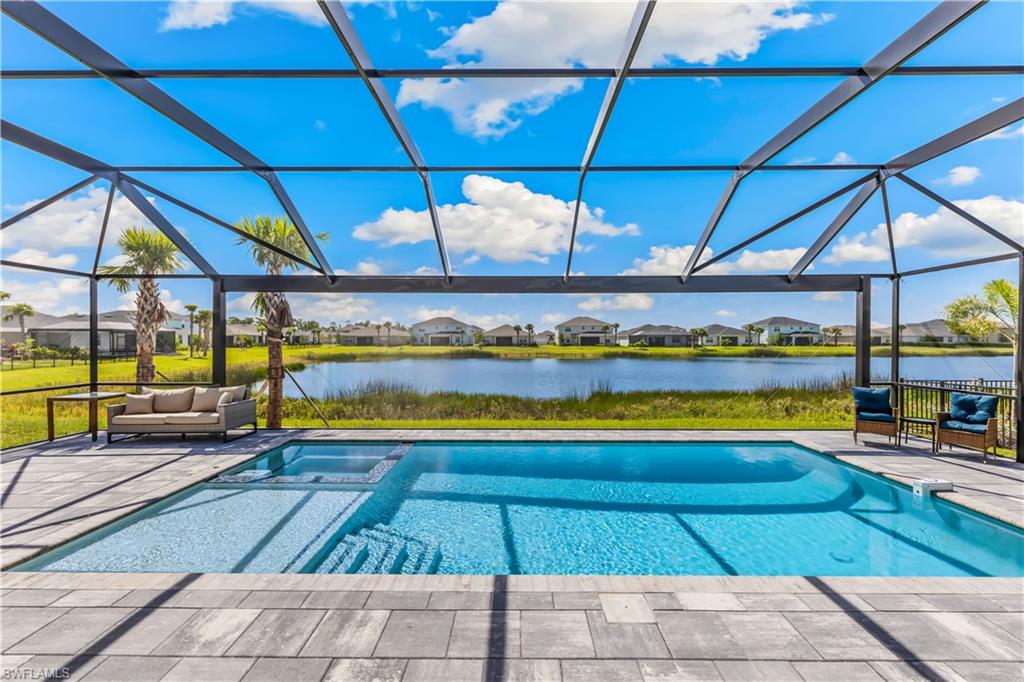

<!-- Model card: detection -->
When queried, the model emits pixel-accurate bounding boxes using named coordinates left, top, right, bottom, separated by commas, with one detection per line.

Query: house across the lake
left=226, top=323, right=266, bottom=347
left=700, top=324, right=755, bottom=346
left=754, top=316, right=822, bottom=346
left=556, top=316, right=616, bottom=346
left=534, top=330, right=556, bottom=345
left=30, top=310, right=177, bottom=357
left=337, top=324, right=410, bottom=346
left=482, top=325, right=531, bottom=346
left=410, top=317, right=481, bottom=346
left=623, top=324, right=692, bottom=347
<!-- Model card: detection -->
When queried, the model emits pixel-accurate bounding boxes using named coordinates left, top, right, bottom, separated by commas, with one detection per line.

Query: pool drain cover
left=829, top=550, right=854, bottom=563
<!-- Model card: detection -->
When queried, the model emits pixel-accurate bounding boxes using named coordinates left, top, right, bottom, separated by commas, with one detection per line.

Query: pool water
left=19, top=441, right=1024, bottom=576
left=244, top=441, right=395, bottom=477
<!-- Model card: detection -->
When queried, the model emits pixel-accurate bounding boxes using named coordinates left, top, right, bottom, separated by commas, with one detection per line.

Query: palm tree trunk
left=133, top=279, right=165, bottom=384
left=262, top=291, right=292, bottom=429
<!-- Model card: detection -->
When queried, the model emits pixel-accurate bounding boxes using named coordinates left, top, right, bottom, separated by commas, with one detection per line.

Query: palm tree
left=97, top=228, right=184, bottom=384
left=689, top=327, right=707, bottom=348
left=234, top=215, right=327, bottom=428
left=513, top=324, right=522, bottom=346
left=753, top=325, right=764, bottom=345
left=742, top=323, right=756, bottom=345
left=0, top=291, right=10, bottom=302
left=601, top=324, right=610, bottom=346
left=184, top=303, right=198, bottom=358
left=612, top=322, right=620, bottom=345
left=196, top=309, right=212, bottom=356
left=822, top=326, right=842, bottom=346
left=383, top=320, right=393, bottom=347
left=3, top=302, right=35, bottom=335
left=524, top=323, right=534, bottom=345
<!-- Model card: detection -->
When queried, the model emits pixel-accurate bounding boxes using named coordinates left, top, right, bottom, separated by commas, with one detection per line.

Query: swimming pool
left=19, top=441, right=1024, bottom=576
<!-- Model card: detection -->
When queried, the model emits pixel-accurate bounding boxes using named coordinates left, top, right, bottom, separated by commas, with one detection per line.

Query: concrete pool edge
left=2, top=429, right=1021, bottom=574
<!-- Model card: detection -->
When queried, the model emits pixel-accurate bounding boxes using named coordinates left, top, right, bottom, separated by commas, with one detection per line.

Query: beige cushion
left=190, top=387, right=223, bottom=412
left=163, top=412, right=221, bottom=425
left=111, top=413, right=167, bottom=426
left=143, top=386, right=195, bottom=413
left=218, top=385, right=247, bottom=403
left=124, top=393, right=154, bottom=415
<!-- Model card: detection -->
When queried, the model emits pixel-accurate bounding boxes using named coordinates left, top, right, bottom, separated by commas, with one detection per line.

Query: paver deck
left=2, top=429, right=1022, bottom=680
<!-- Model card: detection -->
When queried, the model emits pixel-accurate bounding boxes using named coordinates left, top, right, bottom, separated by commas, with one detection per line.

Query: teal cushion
left=966, top=395, right=999, bottom=424
left=852, top=387, right=891, bottom=415
left=949, top=392, right=977, bottom=421
left=857, top=412, right=895, bottom=423
left=940, top=419, right=988, bottom=435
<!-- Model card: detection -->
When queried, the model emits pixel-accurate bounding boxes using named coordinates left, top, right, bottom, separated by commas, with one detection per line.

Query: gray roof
left=753, top=316, right=818, bottom=326
left=556, top=316, right=613, bottom=328
left=33, top=312, right=174, bottom=332
left=484, top=324, right=520, bottom=336
left=0, top=308, right=59, bottom=332
left=411, top=316, right=479, bottom=329
left=226, top=323, right=262, bottom=336
left=626, top=324, right=690, bottom=336
left=340, top=325, right=410, bottom=337
left=701, top=324, right=748, bottom=336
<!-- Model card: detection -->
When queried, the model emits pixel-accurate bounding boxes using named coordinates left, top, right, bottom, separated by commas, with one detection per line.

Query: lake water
left=282, top=355, right=1012, bottom=398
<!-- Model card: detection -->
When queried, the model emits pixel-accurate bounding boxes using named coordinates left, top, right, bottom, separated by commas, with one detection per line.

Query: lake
left=283, top=355, right=1013, bottom=399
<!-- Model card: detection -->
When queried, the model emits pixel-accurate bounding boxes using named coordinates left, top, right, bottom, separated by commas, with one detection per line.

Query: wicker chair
left=852, top=386, right=899, bottom=446
left=935, top=410, right=998, bottom=463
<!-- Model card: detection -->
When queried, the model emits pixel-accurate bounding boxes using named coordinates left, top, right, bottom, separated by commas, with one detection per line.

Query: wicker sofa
left=935, top=391, right=1000, bottom=463
left=107, top=385, right=257, bottom=443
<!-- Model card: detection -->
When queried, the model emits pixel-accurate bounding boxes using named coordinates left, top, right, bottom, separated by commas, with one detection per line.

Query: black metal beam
left=212, top=278, right=226, bottom=387
left=2, top=0, right=334, bottom=279
left=693, top=172, right=878, bottom=273
left=93, top=163, right=888, bottom=173
left=681, top=0, right=986, bottom=282
left=855, top=276, right=872, bottom=387
left=788, top=178, right=881, bottom=281
left=879, top=179, right=899, bottom=276
left=91, top=179, right=116, bottom=275
left=1, top=259, right=90, bottom=277
left=1, top=173, right=98, bottom=229
left=4, top=65, right=1021, bottom=80
left=89, top=276, right=98, bottom=391
left=1017, top=255, right=1023, bottom=462
left=885, top=97, right=1024, bottom=173
left=891, top=277, right=900, bottom=397
left=318, top=0, right=450, bottom=280
left=899, top=252, right=1018, bottom=277
left=565, top=0, right=656, bottom=281
left=895, top=174, right=1023, bottom=253
left=218, top=273, right=871, bottom=294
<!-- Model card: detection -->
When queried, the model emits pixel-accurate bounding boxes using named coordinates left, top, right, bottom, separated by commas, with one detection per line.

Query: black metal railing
left=895, top=378, right=1017, bottom=448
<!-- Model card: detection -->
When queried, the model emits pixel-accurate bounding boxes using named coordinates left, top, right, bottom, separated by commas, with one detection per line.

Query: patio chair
left=852, top=386, right=899, bottom=446
left=936, top=391, right=999, bottom=463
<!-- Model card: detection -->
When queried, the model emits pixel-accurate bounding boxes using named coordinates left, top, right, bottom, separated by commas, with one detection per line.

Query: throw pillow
left=949, top=392, right=978, bottom=421
left=190, top=386, right=223, bottom=412
left=142, top=386, right=196, bottom=413
left=218, top=385, right=247, bottom=403
left=124, top=393, right=154, bottom=415
left=852, top=387, right=891, bottom=415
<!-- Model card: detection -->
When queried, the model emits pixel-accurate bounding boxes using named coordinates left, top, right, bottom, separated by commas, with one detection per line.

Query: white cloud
left=620, top=243, right=807, bottom=276
left=578, top=293, right=654, bottom=312
left=541, top=312, right=567, bottom=325
left=715, top=309, right=737, bottom=318
left=827, top=151, right=855, bottom=165
left=0, top=276, right=88, bottom=315
left=290, top=293, right=373, bottom=322
left=3, top=186, right=152, bottom=251
left=411, top=265, right=442, bottom=275
left=335, top=259, right=384, bottom=276
left=160, top=0, right=326, bottom=31
left=5, top=248, right=78, bottom=269
left=313, top=119, right=328, bottom=132
left=938, top=166, right=982, bottom=186
left=786, top=155, right=817, bottom=165
left=812, top=291, right=844, bottom=302
left=980, top=124, right=1024, bottom=141
left=353, top=174, right=637, bottom=264
left=398, top=2, right=829, bottom=138
left=824, top=194, right=1024, bottom=263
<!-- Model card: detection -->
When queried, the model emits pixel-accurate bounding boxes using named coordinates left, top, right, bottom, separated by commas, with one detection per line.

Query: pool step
left=313, top=524, right=442, bottom=575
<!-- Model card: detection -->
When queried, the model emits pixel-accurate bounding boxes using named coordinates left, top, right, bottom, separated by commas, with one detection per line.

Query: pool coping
left=2, top=429, right=1021, bottom=575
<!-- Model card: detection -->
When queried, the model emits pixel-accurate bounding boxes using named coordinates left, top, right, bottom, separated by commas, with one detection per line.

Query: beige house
left=338, top=324, right=410, bottom=346
left=556, top=316, right=616, bottom=346
left=482, top=325, right=530, bottom=346
left=410, top=317, right=481, bottom=346
left=701, top=324, right=754, bottom=346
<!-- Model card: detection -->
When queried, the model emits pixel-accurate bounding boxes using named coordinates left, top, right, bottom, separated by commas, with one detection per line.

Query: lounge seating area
left=107, top=385, right=257, bottom=443
left=852, top=387, right=1002, bottom=462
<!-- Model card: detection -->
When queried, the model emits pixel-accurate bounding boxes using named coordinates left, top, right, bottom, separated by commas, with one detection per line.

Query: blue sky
left=2, top=0, right=1022, bottom=332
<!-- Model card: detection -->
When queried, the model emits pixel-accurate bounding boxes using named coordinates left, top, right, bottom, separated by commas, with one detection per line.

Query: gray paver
left=867, top=661, right=958, bottom=682
left=483, top=659, right=561, bottom=682
left=0, top=590, right=69, bottom=607
left=655, top=612, right=744, bottom=660
left=237, top=590, right=309, bottom=609
left=921, top=593, right=1007, bottom=612
left=562, top=660, right=642, bottom=682
left=521, top=611, right=595, bottom=659
left=553, top=592, right=602, bottom=610
left=945, top=661, right=1024, bottom=682
left=81, top=655, right=180, bottom=681
left=301, top=590, right=370, bottom=609
left=51, top=590, right=131, bottom=608
left=734, top=593, right=809, bottom=612
left=83, top=607, right=195, bottom=655
left=323, top=658, right=407, bottom=682
left=643, top=594, right=682, bottom=611
left=500, top=592, right=554, bottom=610
left=403, top=658, right=484, bottom=682
left=427, top=591, right=492, bottom=610
left=980, top=612, right=1024, bottom=640
left=300, top=609, right=390, bottom=658
left=720, top=612, right=820, bottom=661
left=0, top=606, right=69, bottom=649
left=227, top=609, right=326, bottom=657
left=586, top=610, right=670, bottom=659
left=447, top=610, right=520, bottom=658
left=151, top=608, right=261, bottom=657
left=162, top=657, right=256, bottom=682
left=8, top=655, right=105, bottom=682
left=856, top=594, right=938, bottom=612
left=871, top=611, right=1024, bottom=661
left=713, top=660, right=800, bottom=681
left=7, top=607, right=133, bottom=655
left=601, top=594, right=656, bottom=623
left=364, top=591, right=431, bottom=610
left=783, top=612, right=900, bottom=661
left=792, top=662, right=885, bottom=681
left=374, top=610, right=455, bottom=658
left=641, top=660, right=723, bottom=682
left=241, top=657, right=331, bottom=682
left=673, top=593, right=744, bottom=611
